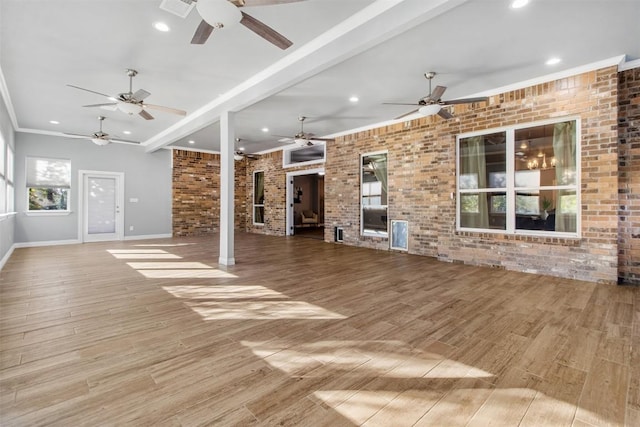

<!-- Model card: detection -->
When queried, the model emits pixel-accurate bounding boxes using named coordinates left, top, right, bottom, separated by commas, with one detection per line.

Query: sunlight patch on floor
left=162, top=285, right=287, bottom=300
left=133, top=243, right=195, bottom=247
left=107, top=249, right=182, bottom=259
left=313, top=388, right=580, bottom=426
left=123, top=262, right=238, bottom=279
left=240, top=340, right=493, bottom=379
left=137, top=269, right=237, bottom=279
left=185, top=301, right=346, bottom=320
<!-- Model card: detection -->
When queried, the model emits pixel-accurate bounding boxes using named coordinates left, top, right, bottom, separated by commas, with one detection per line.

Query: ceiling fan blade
left=437, top=109, right=454, bottom=120
left=383, top=102, right=420, bottom=106
left=109, top=138, right=141, bottom=145
left=425, top=85, right=446, bottom=102
left=143, top=103, right=187, bottom=116
left=67, top=84, right=111, bottom=98
left=132, top=89, right=151, bottom=102
left=308, top=137, right=334, bottom=142
left=232, top=0, right=304, bottom=6
left=240, top=11, right=292, bottom=50
left=191, top=19, right=215, bottom=44
left=82, top=103, right=118, bottom=108
left=442, top=96, right=489, bottom=105
left=139, top=109, right=154, bottom=120
left=394, top=108, right=419, bottom=120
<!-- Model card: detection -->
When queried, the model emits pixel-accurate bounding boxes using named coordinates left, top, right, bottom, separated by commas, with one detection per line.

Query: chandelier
left=527, top=152, right=556, bottom=170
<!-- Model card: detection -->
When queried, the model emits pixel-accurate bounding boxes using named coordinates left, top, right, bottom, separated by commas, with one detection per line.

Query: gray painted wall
left=14, top=133, right=172, bottom=243
left=0, top=92, right=15, bottom=266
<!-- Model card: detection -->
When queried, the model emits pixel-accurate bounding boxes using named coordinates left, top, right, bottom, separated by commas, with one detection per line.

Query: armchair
left=301, top=210, right=318, bottom=226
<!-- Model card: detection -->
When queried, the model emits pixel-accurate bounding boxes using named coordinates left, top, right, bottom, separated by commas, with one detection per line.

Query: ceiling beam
left=143, top=0, right=469, bottom=152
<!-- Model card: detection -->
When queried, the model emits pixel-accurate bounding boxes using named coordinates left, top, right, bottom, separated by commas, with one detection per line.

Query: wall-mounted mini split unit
left=334, top=227, right=344, bottom=243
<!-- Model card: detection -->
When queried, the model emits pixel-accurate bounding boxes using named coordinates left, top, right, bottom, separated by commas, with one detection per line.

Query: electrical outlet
left=129, top=226, right=134, bottom=231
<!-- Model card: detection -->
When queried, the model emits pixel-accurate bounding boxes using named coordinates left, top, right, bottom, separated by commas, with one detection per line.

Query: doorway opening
left=286, top=168, right=324, bottom=240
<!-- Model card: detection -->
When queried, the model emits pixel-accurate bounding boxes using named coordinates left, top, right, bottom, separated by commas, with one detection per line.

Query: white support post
left=219, top=111, right=236, bottom=266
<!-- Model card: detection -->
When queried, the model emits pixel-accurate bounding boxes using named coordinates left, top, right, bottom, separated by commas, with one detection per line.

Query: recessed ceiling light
left=123, top=130, right=131, bottom=135
left=49, top=120, right=60, bottom=124
left=238, top=146, right=245, bottom=151
left=154, top=22, right=170, bottom=32
left=510, top=0, right=529, bottom=9
left=546, top=57, right=561, bottom=65
left=188, top=140, right=195, bottom=144
left=349, top=96, right=359, bottom=103
left=261, top=127, right=269, bottom=133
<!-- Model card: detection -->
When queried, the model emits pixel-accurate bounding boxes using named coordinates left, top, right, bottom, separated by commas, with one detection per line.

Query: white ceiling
left=2, top=0, right=639, bottom=155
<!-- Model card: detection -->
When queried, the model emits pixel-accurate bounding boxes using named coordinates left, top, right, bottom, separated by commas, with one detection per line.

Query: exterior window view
left=0, top=1, right=638, bottom=426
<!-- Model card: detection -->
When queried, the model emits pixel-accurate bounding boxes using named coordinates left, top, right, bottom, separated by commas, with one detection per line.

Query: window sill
left=455, top=229, right=581, bottom=245
left=0, top=212, right=17, bottom=221
left=25, top=211, right=73, bottom=217
left=362, top=231, right=388, bottom=239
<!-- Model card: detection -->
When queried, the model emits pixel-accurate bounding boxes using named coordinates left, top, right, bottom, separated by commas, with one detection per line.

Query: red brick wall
left=618, top=67, right=640, bottom=285
left=171, top=67, right=634, bottom=284
left=172, top=150, right=247, bottom=236
left=243, top=151, right=324, bottom=236
left=325, top=66, right=621, bottom=284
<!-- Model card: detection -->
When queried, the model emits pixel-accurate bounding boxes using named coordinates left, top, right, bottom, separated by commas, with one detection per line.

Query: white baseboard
left=124, top=233, right=173, bottom=241
left=14, top=239, right=81, bottom=248
left=0, top=244, right=16, bottom=271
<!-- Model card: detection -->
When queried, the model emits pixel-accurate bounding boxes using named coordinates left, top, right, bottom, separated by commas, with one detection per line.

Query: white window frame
left=6, top=146, right=14, bottom=214
left=253, top=170, right=265, bottom=225
left=361, top=150, right=388, bottom=237
left=0, top=133, right=5, bottom=214
left=282, top=142, right=326, bottom=168
left=456, top=117, right=581, bottom=238
left=25, top=156, right=71, bottom=214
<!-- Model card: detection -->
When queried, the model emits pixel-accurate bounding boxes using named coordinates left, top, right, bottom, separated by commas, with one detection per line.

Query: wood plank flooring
left=0, top=233, right=638, bottom=426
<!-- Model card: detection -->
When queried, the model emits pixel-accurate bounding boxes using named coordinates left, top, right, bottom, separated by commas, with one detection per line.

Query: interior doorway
left=286, top=168, right=324, bottom=239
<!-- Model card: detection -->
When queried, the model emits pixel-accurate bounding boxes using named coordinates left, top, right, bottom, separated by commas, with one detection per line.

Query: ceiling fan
left=275, top=116, right=334, bottom=147
left=67, top=69, right=187, bottom=121
left=160, top=0, right=300, bottom=49
left=385, top=72, right=489, bottom=120
left=63, top=116, right=140, bottom=146
left=234, top=138, right=260, bottom=160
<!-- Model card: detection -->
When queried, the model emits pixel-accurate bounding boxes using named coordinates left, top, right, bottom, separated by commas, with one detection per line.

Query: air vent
left=160, top=0, right=195, bottom=18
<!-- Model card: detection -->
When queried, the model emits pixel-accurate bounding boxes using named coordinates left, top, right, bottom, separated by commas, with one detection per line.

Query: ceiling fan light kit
left=418, top=104, right=442, bottom=116
left=91, top=137, right=111, bottom=146
left=117, top=101, right=143, bottom=115
left=197, top=0, right=242, bottom=28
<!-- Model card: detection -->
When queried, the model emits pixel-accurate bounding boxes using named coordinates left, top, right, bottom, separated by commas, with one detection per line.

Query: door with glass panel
left=81, top=172, right=124, bottom=242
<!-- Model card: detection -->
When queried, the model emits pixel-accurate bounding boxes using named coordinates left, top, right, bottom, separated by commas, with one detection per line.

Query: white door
left=81, top=171, right=124, bottom=242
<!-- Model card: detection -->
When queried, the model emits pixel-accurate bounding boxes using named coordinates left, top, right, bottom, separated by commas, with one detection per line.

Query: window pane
left=515, top=189, right=576, bottom=232
left=254, top=206, right=264, bottom=224
left=362, top=153, right=388, bottom=235
left=7, top=184, right=13, bottom=212
left=0, top=177, right=5, bottom=213
left=488, top=192, right=507, bottom=229
left=363, top=207, right=387, bottom=234
left=7, top=148, right=14, bottom=183
left=26, top=157, right=70, bottom=188
left=459, top=192, right=500, bottom=229
left=253, top=171, right=264, bottom=224
left=515, top=121, right=576, bottom=186
left=459, top=132, right=505, bottom=190
left=0, top=134, right=5, bottom=177
left=29, top=188, right=69, bottom=211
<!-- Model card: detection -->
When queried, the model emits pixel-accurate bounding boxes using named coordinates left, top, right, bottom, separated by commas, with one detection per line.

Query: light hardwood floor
left=0, top=233, right=638, bottom=426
